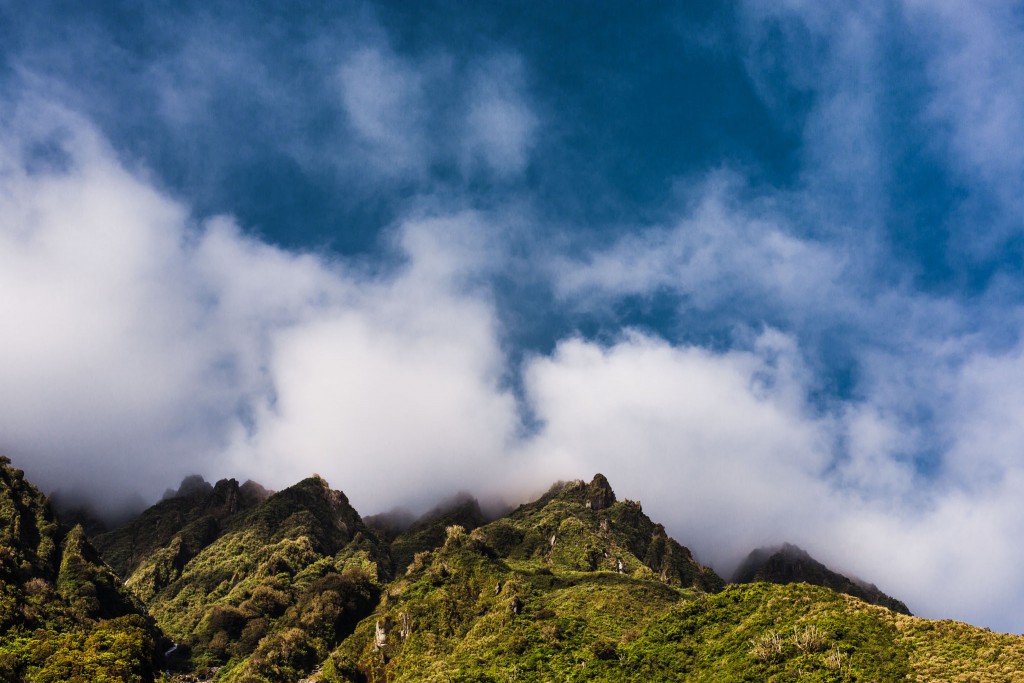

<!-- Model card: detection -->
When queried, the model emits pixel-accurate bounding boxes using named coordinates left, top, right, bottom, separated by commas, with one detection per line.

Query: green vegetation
left=321, top=475, right=725, bottom=681
left=117, top=475, right=389, bottom=682
left=0, top=456, right=163, bottom=682
left=385, top=496, right=486, bottom=576
left=332, top=534, right=693, bottom=682
left=733, top=542, right=910, bottom=614
left=5, top=458, right=1024, bottom=682
left=617, top=583, right=912, bottom=682
left=317, top=476, right=1024, bottom=682
left=93, top=477, right=268, bottom=583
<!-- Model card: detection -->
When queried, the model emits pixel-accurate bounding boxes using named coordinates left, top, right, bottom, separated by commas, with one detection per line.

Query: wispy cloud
left=906, top=0, right=1024, bottom=258
left=337, top=46, right=432, bottom=177
left=335, top=43, right=538, bottom=181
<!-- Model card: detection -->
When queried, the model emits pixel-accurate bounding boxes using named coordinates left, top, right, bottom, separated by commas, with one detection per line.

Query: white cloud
left=0, top=102, right=234, bottom=499
left=517, top=329, right=835, bottom=569
left=905, top=0, right=1024, bottom=254
left=832, top=471, right=1024, bottom=631
left=552, top=173, right=851, bottom=327
left=222, top=212, right=521, bottom=513
left=740, top=0, right=1024, bottom=260
left=834, top=404, right=917, bottom=501
left=740, top=2, right=889, bottom=219
left=0, top=96, right=522, bottom=516
left=943, top=343, right=1024, bottom=489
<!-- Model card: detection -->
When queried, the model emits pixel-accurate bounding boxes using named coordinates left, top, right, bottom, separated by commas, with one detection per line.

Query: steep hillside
left=384, top=494, right=487, bottom=576
left=93, top=475, right=270, bottom=582
left=734, top=543, right=910, bottom=614
left=478, top=474, right=722, bottom=591
left=0, top=455, right=162, bottom=682
left=322, top=474, right=724, bottom=681
left=314, top=475, right=1024, bottom=683
left=323, top=564, right=1024, bottom=683
left=129, top=476, right=389, bottom=682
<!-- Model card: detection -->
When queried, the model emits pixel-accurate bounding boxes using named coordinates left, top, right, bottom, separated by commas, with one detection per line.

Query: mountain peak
left=586, top=473, right=616, bottom=511
left=733, top=542, right=910, bottom=615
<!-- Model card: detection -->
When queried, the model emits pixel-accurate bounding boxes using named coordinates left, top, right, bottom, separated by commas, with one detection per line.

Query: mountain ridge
left=4, top=455, right=1024, bottom=681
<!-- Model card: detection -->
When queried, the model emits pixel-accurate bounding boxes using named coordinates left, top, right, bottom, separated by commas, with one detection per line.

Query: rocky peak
left=586, top=473, right=616, bottom=511
left=165, top=474, right=213, bottom=500
left=207, top=478, right=239, bottom=513
left=733, top=542, right=910, bottom=615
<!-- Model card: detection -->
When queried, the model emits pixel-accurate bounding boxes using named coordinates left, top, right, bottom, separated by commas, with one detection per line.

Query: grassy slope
left=325, top=526, right=697, bottom=682
left=326, top=569, right=1024, bottom=683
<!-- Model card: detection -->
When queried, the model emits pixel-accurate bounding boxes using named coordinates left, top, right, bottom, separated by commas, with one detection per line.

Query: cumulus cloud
left=221, top=213, right=522, bottom=512
left=516, top=329, right=835, bottom=567
left=0, top=100, right=279, bottom=500
left=0, top=94, right=522, bottom=513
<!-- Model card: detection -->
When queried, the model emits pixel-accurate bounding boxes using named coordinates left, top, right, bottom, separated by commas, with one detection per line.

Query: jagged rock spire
left=586, top=473, right=616, bottom=511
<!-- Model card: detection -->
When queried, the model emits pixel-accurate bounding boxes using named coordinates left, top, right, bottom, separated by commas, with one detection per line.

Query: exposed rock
left=373, top=619, right=388, bottom=650
left=586, top=473, right=616, bottom=511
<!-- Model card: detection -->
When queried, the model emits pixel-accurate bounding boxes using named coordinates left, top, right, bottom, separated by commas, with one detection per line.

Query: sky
left=1, top=0, right=1023, bottom=632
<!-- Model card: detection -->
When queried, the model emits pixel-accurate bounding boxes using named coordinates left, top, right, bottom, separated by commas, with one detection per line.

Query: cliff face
left=733, top=542, right=911, bottom=615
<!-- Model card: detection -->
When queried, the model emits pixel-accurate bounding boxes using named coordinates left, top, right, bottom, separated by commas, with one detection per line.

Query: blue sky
left=2, top=1, right=1024, bottom=631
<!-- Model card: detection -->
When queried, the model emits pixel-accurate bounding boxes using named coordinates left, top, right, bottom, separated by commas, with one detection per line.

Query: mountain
left=5, top=455, right=1024, bottom=681
left=0, top=455, right=162, bottom=682
left=733, top=542, right=911, bottom=615
left=323, top=473, right=724, bottom=681
left=93, top=475, right=271, bottom=588
left=382, top=494, right=487, bottom=576
left=100, top=474, right=389, bottom=681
